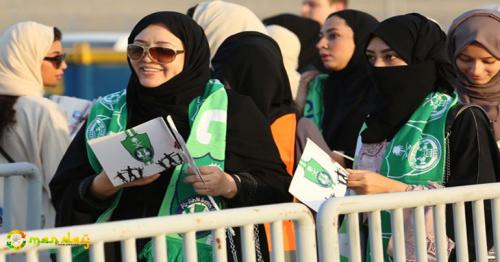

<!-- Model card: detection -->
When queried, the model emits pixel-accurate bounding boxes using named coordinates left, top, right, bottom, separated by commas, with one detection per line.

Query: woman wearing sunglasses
left=0, top=21, right=69, bottom=233
left=50, top=11, right=291, bottom=261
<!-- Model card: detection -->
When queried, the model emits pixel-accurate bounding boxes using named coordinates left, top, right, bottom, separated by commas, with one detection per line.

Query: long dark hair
left=0, top=26, right=62, bottom=139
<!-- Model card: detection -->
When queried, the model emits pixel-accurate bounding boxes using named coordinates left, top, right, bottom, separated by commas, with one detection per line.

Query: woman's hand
left=183, top=166, right=237, bottom=199
left=295, top=70, right=320, bottom=112
left=90, top=171, right=161, bottom=200
left=347, top=169, right=408, bottom=195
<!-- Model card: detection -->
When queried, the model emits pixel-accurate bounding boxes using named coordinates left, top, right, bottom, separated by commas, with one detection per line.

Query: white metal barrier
left=0, top=163, right=42, bottom=231
left=317, top=182, right=500, bottom=262
left=0, top=203, right=316, bottom=262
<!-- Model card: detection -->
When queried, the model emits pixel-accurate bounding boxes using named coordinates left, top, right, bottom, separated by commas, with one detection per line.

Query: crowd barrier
left=0, top=203, right=316, bottom=262
left=317, top=182, right=500, bottom=262
left=0, top=163, right=42, bottom=231
left=1, top=178, right=499, bottom=261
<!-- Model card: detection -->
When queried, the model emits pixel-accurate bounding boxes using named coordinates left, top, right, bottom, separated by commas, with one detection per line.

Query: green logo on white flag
left=120, top=128, right=154, bottom=165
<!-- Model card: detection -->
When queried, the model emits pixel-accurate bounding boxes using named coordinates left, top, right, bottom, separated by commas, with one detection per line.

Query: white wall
left=0, top=0, right=498, bottom=33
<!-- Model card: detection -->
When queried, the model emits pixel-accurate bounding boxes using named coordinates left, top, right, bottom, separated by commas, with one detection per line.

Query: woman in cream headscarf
left=266, top=25, right=301, bottom=99
left=448, top=9, right=500, bottom=148
left=188, top=0, right=268, bottom=61
left=0, top=21, right=69, bottom=231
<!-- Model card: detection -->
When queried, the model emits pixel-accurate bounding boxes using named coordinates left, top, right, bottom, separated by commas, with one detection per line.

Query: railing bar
left=153, top=235, right=167, bottom=262
left=413, top=206, right=428, bottom=262
left=58, top=246, right=72, bottom=262
left=90, top=241, right=105, bottom=262
left=472, top=200, right=488, bottom=262
left=492, top=199, right=500, bottom=262
left=368, top=211, right=384, bottom=262
left=347, top=213, right=361, bottom=262
left=121, top=238, right=137, bottom=262
left=241, top=224, right=256, bottom=262
left=452, top=202, right=469, bottom=262
left=391, top=208, right=406, bottom=261
left=271, top=221, right=285, bottom=262
left=212, top=228, right=228, bottom=262
left=184, top=231, right=197, bottom=262
left=433, top=204, right=447, bottom=261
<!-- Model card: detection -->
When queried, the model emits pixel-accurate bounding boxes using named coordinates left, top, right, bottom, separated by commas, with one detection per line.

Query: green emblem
left=193, top=153, right=224, bottom=169
left=299, top=158, right=334, bottom=188
left=120, top=128, right=154, bottom=165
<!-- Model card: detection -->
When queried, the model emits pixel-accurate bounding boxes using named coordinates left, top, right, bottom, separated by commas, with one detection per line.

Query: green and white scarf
left=73, top=79, right=228, bottom=262
left=339, top=92, right=457, bottom=261
left=303, top=74, right=328, bottom=130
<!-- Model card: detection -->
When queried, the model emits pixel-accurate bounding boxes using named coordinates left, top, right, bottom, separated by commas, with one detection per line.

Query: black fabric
left=125, top=11, right=210, bottom=137
left=50, top=11, right=291, bottom=262
left=186, top=4, right=197, bottom=18
left=263, top=13, right=323, bottom=73
left=362, top=13, right=457, bottom=143
left=50, top=91, right=291, bottom=261
left=445, top=106, right=500, bottom=261
left=212, top=31, right=296, bottom=123
left=320, top=10, right=379, bottom=160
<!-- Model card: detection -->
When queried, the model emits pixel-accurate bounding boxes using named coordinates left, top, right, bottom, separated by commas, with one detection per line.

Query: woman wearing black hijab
left=345, top=13, right=499, bottom=261
left=263, top=13, right=323, bottom=73
left=212, top=32, right=297, bottom=173
left=50, top=11, right=291, bottom=261
left=212, top=32, right=299, bottom=256
left=295, top=10, right=379, bottom=167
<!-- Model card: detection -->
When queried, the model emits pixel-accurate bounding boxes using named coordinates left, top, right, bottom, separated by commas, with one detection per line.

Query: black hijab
left=361, top=13, right=456, bottom=143
left=211, top=31, right=296, bottom=123
left=263, top=13, right=323, bottom=73
left=320, top=10, right=379, bottom=156
left=126, top=11, right=210, bottom=139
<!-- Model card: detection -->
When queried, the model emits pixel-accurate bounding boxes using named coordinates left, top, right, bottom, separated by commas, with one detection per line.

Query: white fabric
left=0, top=21, right=53, bottom=97
left=0, top=97, right=70, bottom=231
left=266, top=25, right=301, bottom=99
left=0, top=21, right=69, bottom=232
left=192, top=0, right=268, bottom=61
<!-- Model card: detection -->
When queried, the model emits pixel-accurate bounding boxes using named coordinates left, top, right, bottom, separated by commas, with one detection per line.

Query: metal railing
left=0, top=203, right=316, bottom=262
left=317, top=182, right=500, bottom=262
left=0, top=163, right=42, bottom=231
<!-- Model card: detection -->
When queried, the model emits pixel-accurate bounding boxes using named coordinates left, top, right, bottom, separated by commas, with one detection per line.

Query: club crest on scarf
left=384, top=92, right=456, bottom=179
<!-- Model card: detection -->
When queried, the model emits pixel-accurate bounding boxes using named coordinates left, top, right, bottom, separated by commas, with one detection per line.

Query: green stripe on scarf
left=339, top=92, right=457, bottom=261
left=304, top=74, right=328, bottom=130
left=70, top=80, right=227, bottom=262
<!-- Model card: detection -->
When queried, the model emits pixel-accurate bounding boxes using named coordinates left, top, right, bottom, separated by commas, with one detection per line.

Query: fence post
left=0, top=163, right=42, bottom=230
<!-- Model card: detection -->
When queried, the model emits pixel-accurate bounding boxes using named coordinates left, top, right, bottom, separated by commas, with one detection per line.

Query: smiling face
left=41, top=40, right=67, bottom=87
left=129, top=24, right=185, bottom=88
left=365, top=37, right=408, bottom=67
left=316, top=15, right=355, bottom=71
left=455, top=43, right=500, bottom=85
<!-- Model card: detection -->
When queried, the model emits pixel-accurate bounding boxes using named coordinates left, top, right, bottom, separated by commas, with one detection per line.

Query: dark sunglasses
left=127, top=44, right=184, bottom=63
left=43, top=53, right=66, bottom=68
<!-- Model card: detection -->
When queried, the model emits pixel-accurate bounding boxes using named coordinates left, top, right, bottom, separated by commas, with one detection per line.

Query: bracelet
left=228, top=173, right=241, bottom=194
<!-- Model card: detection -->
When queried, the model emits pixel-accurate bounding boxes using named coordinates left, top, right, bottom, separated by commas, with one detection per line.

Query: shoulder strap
left=444, top=102, right=487, bottom=185
left=446, top=103, right=489, bottom=136
left=0, top=145, right=15, bottom=163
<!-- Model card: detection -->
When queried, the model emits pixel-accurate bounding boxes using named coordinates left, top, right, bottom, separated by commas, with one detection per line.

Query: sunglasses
left=43, top=53, right=66, bottom=68
left=127, top=44, right=184, bottom=63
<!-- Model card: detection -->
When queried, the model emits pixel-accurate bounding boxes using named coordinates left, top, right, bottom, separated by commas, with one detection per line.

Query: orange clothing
left=266, top=113, right=297, bottom=251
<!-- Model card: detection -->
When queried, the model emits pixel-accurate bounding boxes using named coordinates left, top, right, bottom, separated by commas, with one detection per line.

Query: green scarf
left=339, top=92, right=457, bottom=261
left=303, top=74, right=328, bottom=130
left=72, top=79, right=227, bottom=262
